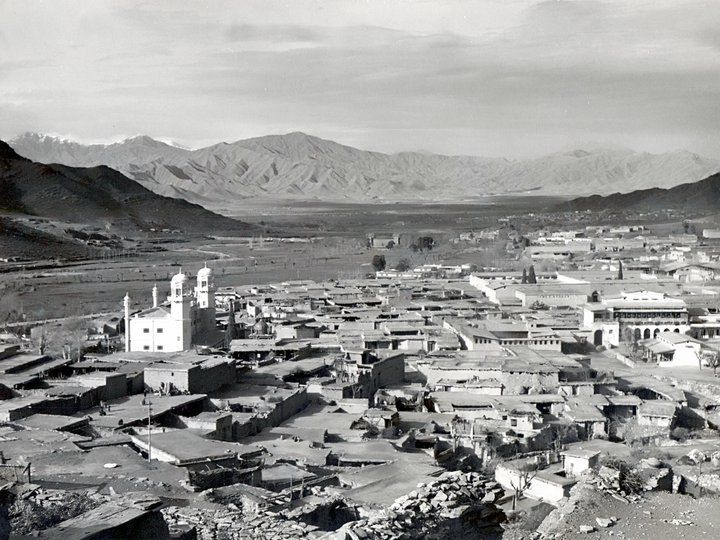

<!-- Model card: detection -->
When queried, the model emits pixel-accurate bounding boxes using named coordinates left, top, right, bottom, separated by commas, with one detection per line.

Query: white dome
left=197, top=266, right=213, bottom=279
left=170, top=271, right=188, bottom=287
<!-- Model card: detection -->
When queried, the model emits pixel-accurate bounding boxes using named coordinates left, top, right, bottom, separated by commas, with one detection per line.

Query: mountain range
left=0, top=140, right=253, bottom=234
left=10, top=132, right=720, bottom=210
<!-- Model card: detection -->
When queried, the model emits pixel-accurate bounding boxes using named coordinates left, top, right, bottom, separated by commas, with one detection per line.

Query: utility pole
left=147, top=399, right=152, bottom=462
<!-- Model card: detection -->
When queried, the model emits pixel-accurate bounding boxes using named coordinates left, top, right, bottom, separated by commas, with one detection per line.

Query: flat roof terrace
left=15, top=413, right=89, bottom=432
left=0, top=353, right=73, bottom=376
left=95, top=350, right=218, bottom=365
left=253, top=356, right=333, bottom=378
left=131, top=429, right=263, bottom=464
left=83, top=393, right=207, bottom=429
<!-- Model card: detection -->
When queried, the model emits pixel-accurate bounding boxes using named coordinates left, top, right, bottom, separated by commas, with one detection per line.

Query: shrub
left=671, top=427, right=691, bottom=442
left=601, top=457, right=644, bottom=494
left=11, top=492, right=97, bottom=534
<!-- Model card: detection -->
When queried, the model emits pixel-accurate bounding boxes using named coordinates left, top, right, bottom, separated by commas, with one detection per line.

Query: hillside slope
left=0, top=140, right=253, bottom=233
left=559, top=171, right=720, bottom=213
left=11, top=132, right=720, bottom=208
left=0, top=217, right=96, bottom=260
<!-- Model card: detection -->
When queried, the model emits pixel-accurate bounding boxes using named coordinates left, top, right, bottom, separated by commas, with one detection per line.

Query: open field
left=0, top=198, right=555, bottom=321
left=218, top=196, right=566, bottom=231
left=0, top=235, right=511, bottom=321
left=0, top=237, right=363, bottom=320
left=0, top=196, right=702, bottom=322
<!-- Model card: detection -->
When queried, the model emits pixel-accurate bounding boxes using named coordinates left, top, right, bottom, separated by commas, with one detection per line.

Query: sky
left=1, top=0, right=720, bottom=157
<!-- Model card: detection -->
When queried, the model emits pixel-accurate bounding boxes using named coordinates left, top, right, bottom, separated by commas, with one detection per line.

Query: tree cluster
left=410, top=236, right=435, bottom=252
left=521, top=265, right=537, bottom=284
left=224, top=314, right=240, bottom=347
left=372, top=254, right=386, bottom=272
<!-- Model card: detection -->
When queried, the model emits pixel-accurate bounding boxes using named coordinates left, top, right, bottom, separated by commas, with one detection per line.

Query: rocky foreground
left=159, top=471, right=506, bottom=540
left=339, top=471, right=506, bottom=540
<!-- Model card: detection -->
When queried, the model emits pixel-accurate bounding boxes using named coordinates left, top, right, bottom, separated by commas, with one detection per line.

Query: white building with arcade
left=123, top=265, right=219, bottom=353
left=583, top=290, right=690, bottom=347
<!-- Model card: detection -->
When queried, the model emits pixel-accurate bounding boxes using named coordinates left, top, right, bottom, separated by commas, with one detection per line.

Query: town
left=5, top=0, right=720, bottom=536
left=1, top=219, right=720, bottom=539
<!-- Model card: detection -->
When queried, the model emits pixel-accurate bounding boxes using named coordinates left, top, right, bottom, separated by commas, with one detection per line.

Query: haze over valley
left=10, top=132, right=720, bottom=211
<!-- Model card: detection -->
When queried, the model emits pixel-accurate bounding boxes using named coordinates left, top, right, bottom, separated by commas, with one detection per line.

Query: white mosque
left=123, top=265, right=218, bottom=353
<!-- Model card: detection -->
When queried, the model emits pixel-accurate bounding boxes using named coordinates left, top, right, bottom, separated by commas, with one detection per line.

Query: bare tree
left=36, top=317, right=89, bottom=360
left=62, top=317, right=88, bottom=360
left=509, top=461, right=539, bottom=511
left=34, top=324, right=49, bottom=355
left=622, top=326, right=634, bottom=344
left=693, top=457, right=707, bottom=497
left=0, top=287, right=24, bottom=327
left=704, top=350, right=720, bottom=377
left=224, top=314, right=239, bottom=348
left=552, top=423, right=575, bottom=456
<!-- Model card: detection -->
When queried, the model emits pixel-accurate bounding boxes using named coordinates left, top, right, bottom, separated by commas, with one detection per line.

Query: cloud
left=1, top=0, right=719, bottom=157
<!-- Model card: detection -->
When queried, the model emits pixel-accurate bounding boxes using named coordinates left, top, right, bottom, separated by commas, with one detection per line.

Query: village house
left=561, top=447, right=601, bottom=477
left=514, top=284, right=589, bottom=308
left=144, top=356, right=236, bottom=394
left=367, top=233, right=401, bottom=249
left=636, top=331, right=702, bottom=368
left=443, top=318, right=563, bottom=351
left=495, top=456, right=577, bottom=506
left=637, top=401, right=678, bottom=429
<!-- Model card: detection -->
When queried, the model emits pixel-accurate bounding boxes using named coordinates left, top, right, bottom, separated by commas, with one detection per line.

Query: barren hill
left=0, top=140, right=254, bottom=233
left=559, top=171, right=720, bottom=213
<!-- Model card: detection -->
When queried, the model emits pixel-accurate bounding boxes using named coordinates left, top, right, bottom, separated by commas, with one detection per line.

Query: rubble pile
left=340, top=471, right=506, bottom=540
left=586, top=465, right=643, bottom=502
left=635, top=458, right=673, bottom=492
left=9, top=486, right=108, bottom=535
left=162, top=505, right=319, bottom=540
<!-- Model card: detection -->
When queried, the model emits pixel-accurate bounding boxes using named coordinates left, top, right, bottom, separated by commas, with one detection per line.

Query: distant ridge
left=559, top=171, right=720, bottom=213
left=0, top=138, right=254, bottom=233
left=0, top=140, right=23, bottom=160
left=10, top=132, right=720, bottom=209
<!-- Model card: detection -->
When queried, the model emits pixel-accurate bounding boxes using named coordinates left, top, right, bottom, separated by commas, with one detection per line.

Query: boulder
left=431, top=491, right=448, bottom=504
left=598, top=466, right=621, bottom=486
left=687, top=449, right=706, bottom=465
left=596, top=517, right=613, bottom=528
left=639, top=466, right=673, bottom=492
left=579, top=525, right=595, bottom=533
left=481, top=491, right=496, bottom=503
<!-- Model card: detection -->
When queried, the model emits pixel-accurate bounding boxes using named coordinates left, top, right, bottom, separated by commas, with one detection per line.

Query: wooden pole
left=147, top=400, right=152, bottom=462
